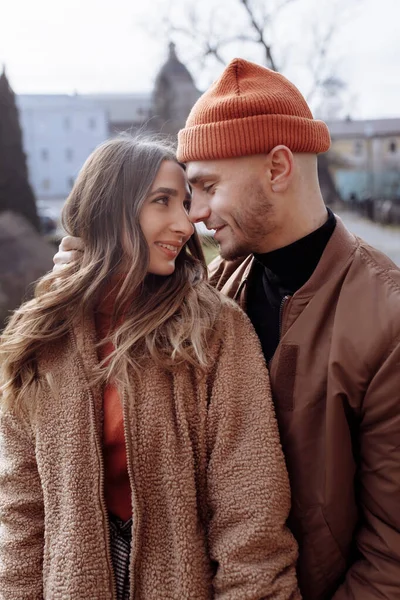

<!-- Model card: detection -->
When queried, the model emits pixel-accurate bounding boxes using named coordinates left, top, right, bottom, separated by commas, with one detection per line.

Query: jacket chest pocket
left=271, top=342, right=329, bottom=413
left=272, top=343, right=299, bottom=411
left=270, top=343, right=329, bottom=507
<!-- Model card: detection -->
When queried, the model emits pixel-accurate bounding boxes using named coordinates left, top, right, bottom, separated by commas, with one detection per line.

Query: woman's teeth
left=157, top=243, right=178, bottom=252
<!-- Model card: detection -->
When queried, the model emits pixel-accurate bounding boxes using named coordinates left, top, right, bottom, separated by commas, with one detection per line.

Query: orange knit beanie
left=177, top=58, right=331, bottom=162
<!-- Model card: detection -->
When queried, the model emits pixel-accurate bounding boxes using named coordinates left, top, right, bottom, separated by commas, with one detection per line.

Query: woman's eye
left=203, top=184, right=214, bottom=194
left=155, top=196, right=169, bottom=206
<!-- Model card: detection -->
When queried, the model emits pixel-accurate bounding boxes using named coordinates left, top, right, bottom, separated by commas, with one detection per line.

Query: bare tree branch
left=143, top=0, right=363, bottom=115
left=304, top=0, right=360, bottom=108
left=306, top=21, right=336, bottom=103
left=239, top=0, right=278, bottom=70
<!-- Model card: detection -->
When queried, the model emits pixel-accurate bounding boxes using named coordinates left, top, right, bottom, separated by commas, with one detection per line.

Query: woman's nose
left=172, top=209, right=195, bottom=238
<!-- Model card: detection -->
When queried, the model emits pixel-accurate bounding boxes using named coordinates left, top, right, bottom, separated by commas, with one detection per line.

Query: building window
left=65, top=148, right=73, bottom=161
left=389, top=140, right=397, bottom=153
left=42, top=178, right=51, bottom=191
left=354, top=140, right=363, bottom=156
left=64, top=117, right=71, bottom=130
left=41, top=149, right=49, bottom=161
left=89, top=117, right=96, bottom=130
left=67, top=176, right=75, bottom=189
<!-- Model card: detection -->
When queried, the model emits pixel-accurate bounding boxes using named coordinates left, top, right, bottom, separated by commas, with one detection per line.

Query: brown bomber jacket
left=208, top=217, right=400, bottom=600
left=0, top=299, right=300, bottom=600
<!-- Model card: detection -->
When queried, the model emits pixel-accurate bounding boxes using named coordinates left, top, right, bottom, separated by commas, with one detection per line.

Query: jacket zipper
left=70, top=330, right=117, bottom=599
left=122, top=388, right=140, bottom=600
left=234, top=278, right=247, bottom=302
left=279, top=295, right=290, bottom=339
left=268, top=295, right=290, bottom=369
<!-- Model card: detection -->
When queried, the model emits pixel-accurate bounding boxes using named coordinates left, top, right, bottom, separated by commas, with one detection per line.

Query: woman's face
left=139, top=160, right=194, bottom=276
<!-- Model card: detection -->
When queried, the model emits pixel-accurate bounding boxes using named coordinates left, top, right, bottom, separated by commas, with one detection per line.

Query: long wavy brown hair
left=0, top=134, right=222, bottom=416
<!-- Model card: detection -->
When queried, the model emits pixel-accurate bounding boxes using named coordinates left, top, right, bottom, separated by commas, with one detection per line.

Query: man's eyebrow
left=187, top=173, right=218, bottom=185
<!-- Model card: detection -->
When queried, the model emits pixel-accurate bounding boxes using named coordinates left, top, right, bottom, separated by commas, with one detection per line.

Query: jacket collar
left=289, top=215, right=358, bottom=299
left=220, top=255, right=253, bottom=309
left=233, top=215, right=358, bottom=307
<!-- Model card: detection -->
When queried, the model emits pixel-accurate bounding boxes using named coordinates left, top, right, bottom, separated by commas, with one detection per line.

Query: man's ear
left=268, top=145, right=294, bottom=193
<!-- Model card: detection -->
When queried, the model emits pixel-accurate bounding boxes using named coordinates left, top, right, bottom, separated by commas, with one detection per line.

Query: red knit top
left=94, top=283, right=132, bottom=521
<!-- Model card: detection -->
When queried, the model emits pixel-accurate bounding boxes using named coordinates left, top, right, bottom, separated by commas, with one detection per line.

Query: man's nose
left=188, top=195, right=211, bottom=224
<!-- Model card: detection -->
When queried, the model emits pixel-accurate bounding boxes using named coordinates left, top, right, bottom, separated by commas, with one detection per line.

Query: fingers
left=59, top=235, right=84, bottom=252
left=52, top=236, right=84, bottom=272
left=52, top=261, right=69, bottom=273
left=53, top=250, right=81, bottom=272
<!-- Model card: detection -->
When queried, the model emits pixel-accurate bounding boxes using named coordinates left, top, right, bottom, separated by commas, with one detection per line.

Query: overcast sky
left=1, top=0, right=399, bottom=120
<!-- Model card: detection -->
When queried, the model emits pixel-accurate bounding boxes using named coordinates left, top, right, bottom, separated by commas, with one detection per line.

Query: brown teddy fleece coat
left=0, top=299, right=300, bottom=600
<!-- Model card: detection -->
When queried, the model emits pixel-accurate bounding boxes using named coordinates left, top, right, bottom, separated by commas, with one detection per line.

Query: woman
left=0, top=135, right=299, bottom=599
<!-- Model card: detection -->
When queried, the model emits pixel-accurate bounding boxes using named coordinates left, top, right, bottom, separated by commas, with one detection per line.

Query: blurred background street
left=337, top=211, right=400, bottom=265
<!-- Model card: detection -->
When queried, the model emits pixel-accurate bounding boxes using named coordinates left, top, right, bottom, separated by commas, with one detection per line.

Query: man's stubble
left=219, top=182, right=276, bottom=261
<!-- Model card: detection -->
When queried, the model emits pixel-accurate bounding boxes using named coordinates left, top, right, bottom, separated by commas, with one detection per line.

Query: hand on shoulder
left=52, top=236, right=84, bottom=272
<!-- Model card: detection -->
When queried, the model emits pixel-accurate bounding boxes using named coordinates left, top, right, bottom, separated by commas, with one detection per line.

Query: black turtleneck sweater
left=247, top=208, right=336, bottom=364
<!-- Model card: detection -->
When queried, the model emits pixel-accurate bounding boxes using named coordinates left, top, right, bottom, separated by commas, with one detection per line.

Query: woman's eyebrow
left=148, top=187, right=191, bottom=201
left=148, top=187, right=177, bottom=196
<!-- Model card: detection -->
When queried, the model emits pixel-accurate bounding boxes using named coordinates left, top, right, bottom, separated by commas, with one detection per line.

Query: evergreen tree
left=0, top=66, right=39, bottom=230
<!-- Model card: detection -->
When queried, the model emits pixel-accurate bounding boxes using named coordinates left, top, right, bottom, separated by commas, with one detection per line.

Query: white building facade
left=17, top=95, right=109, bottom=200
left=16, top=46, right=201, bottom=203
left=328, top=118, right=400, bottom=200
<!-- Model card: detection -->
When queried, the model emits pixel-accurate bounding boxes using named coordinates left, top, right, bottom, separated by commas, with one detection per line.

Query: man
left=55, top=59, right=400, bottom=599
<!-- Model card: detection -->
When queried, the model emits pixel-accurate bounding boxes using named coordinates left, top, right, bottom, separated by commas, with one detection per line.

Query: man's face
left=186, top=156, right=276, bottom=260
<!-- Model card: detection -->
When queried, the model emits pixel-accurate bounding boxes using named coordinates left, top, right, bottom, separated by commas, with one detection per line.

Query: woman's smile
left=154, top=240, right=183, bottom=258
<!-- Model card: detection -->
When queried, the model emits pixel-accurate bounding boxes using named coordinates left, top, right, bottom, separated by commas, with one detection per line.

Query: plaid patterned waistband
left=109, top=513, right=132, bottom=600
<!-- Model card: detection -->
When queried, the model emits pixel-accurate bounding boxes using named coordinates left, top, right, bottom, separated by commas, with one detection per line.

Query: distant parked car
left=37, top=201, right=61, bottom=244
